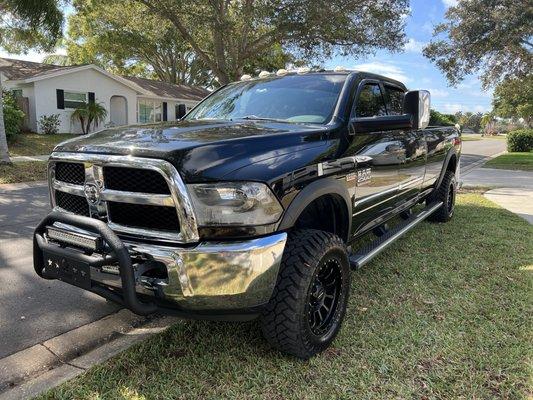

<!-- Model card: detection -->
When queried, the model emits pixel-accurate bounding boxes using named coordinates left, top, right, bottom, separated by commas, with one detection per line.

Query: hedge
left=507, top=129, right=533, bottom=152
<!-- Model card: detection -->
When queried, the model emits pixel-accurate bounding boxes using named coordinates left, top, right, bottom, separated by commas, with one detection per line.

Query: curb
left=0, top=316, right=179, bottom=400
left=11, top=156, right=49, bottom=163
left=0, top=309, right=158, bottom=394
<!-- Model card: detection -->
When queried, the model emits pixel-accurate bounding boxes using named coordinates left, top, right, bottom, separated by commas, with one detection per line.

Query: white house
left=0, top=57, right=209, bottom=134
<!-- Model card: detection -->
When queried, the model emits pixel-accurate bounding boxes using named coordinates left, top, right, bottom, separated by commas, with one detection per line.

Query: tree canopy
left=0, top=0, right=63, bottom=52
left=129, top=0, right=410, bottom=84
left=423, top=0, right=533, bottom=88
left=455, top=111, right=483, bottom=133
left=492, top=75, right=533, bottom=127
left=58, top=0, right=217, bottom=86
left=0, top=0, right=64, bottom=164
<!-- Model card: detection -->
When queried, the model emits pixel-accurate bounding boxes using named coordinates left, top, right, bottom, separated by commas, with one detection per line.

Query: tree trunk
left=0, top=81, right=12, bottom=165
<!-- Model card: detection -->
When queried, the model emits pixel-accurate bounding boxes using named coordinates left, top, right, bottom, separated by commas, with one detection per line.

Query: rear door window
left=355, top=83, right=387, bottom=118
left=384, top=85, right=405, bottom=115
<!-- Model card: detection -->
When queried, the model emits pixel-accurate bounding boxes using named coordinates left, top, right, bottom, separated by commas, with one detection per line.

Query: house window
left=64, top=91, right=87, bottom=109
left=12, top=89, right=23, bottom=98
left=137, top=99, right=163, bottom=123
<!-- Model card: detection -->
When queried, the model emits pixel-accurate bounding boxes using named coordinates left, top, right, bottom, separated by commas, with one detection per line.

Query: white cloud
left=436, top=102, right=490, bottom=114
left=442, top=0, right=458, bottom=8
left=439, top=103, right=463, bottom=114
left=427, top=88, right=449, bottom=98
left=404, top=38, right=426, bottom=53
left=352, top=62, right=410, bottom=83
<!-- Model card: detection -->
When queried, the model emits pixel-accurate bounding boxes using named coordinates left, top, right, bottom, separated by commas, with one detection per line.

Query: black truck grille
left=52, top=161, right=181, bottom=236
left=55, top=162, right=85, bottom=185
left=55, top=191, right=90, bottom=216
left=107, top=202, right=180, bottom=232
left=103, top=166, right=170, bottom=194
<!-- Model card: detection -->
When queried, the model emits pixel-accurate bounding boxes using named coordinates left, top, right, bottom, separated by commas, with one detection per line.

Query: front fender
left=277, top=177, right=352, bottom=242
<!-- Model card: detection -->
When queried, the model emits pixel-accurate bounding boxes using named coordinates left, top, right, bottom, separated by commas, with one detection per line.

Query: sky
left=0, top=0, right=492, bottom=114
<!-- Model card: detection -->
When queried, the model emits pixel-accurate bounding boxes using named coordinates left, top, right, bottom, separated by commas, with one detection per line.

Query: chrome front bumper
left=51, top=222, right=287, bottom=311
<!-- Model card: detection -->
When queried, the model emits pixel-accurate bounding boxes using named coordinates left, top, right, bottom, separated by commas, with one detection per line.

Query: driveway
left=0, top=182, right=119, bottom=359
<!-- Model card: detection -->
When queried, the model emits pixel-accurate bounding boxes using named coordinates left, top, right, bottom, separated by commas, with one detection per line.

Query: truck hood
left=54, top=120, right=331, bottom=182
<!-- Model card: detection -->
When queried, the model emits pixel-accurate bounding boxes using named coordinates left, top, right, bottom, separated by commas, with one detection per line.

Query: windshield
left=186, top=74, right=347, bottom=124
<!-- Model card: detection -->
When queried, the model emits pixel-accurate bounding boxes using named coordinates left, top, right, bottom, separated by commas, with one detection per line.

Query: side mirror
left=403, top=90, right=430, bottom=130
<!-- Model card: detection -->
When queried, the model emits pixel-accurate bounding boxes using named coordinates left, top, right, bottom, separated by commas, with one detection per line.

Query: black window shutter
left=177, top=104, right=187, bottom=119
left=56, top=89, right=64, bottom=109
left=162, top=102, right=168, bottom=121
left=88, top=92, right=95, bottom=104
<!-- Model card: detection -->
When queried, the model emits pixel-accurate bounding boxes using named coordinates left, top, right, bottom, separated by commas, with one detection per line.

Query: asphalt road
left=460, top=137, right=506, bottom=169
left=0, top=136, right=506, bottom=360
left=0, top=182, right=119, bottom=359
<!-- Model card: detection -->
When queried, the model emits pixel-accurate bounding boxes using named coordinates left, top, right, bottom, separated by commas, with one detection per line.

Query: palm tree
left=0, top=0, right=63, bottom=164
left=71, top=102, right=108, bottom=134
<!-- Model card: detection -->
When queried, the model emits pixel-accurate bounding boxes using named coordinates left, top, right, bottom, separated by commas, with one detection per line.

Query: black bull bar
left=34, top=210, right=158, bottom=316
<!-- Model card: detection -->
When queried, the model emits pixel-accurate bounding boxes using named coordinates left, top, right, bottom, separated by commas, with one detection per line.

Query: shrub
left=507, top=129, right=533, bottom=152
left=3, top=92, right=25, bottom=137
left=430, top=109, right=456, bottom=126
left=38, top=114, right=61, bottom=135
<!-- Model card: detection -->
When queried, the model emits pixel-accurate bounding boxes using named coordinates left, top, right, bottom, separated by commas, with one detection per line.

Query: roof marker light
left=258, top=70, right=271, bottom=78
left=334, top=65, right=347, bottom=72
left=240, top=74, right=252, bottom=81
left=276, top=69, right=288, bottom=76
left=297, top=67, right=310, bottom=74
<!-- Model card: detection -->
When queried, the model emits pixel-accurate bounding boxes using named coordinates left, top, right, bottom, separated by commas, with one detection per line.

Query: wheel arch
left=433, top=148, right=458, bottom=193
left=277, top=178, right=352, bottom=242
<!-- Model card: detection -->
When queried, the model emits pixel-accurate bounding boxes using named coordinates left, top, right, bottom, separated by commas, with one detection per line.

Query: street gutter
left=0, top=309, right=179, bottom=399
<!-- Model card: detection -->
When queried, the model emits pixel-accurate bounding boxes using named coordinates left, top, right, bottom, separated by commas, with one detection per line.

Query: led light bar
left=46, top=226, right=102, bottom=251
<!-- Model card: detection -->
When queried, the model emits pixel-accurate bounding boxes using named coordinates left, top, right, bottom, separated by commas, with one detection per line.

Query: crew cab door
left=344, top=80, right=403, bottom=235
left=382, top=84, right=426, bottom=204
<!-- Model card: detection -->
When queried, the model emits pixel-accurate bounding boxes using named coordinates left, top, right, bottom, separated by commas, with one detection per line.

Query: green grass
left=38, top=194, right=532, bottom=400
left=8, top=133, right=75, bottom=157
left=484, top=152, right=533, bottom=171
left=0, top=161, right=47, bottom=184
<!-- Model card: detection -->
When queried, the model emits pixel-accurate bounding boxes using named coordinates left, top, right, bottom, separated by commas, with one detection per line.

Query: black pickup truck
left=34, top=70, right=461, bottom=358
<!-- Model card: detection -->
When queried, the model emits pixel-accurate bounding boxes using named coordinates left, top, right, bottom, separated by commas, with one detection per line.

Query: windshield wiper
left=235, top=115, right=288, bottom=123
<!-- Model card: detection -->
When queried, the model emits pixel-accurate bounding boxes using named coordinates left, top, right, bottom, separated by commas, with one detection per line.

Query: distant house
left=0, top=57, right=209, bottom=134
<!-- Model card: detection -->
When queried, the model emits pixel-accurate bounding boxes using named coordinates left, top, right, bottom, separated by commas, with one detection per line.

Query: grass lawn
left=7, top=133, right=75, bottom=157
left=0, top=161, right=47, bottom=184
left=484, top=152, right=533, bottom=171
left=38, top=193, right=532, bottom=400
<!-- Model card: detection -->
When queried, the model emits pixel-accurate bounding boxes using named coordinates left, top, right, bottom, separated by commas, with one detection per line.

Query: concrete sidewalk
left=463, top=167, right=533, bottom=189
left=10, top=155, right=48, bottom=162
left=484, top=188, right=533, bottom=224
left=462, top=164, right=533, bottom=224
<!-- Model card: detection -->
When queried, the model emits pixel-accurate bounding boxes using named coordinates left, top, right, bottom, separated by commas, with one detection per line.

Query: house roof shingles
left=0, top=57, right=209, bottom=101
left=0, top=57, right=83, bottom=80
left=122, top=75, right=209, bottom=101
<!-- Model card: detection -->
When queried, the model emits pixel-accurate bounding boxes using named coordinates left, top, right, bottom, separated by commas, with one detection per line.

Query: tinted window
left=186, top=74, right=346, bottom=124
left=355, top=83, right=387, bottom=117
left=384, top=85, right=405, bottom=115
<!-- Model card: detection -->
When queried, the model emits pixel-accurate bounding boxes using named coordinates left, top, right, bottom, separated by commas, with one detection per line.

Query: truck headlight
left=188, top=182, right=283, bottom=226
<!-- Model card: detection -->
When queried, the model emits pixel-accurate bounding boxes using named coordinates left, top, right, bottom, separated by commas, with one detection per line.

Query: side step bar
left=349, top=201, right=443, bottom=269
